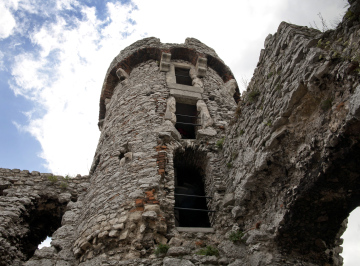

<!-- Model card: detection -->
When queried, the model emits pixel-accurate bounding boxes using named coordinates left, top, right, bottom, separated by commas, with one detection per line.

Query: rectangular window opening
left=175, top=103, right=199, bottom=139
left=174, top=149, right=212, bottom=228
left=175, top=67, right=193, bottom=86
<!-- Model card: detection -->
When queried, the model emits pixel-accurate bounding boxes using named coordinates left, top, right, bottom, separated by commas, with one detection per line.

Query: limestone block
left=160, top=52, right=171, bottom=72
left=34, top=246, right=56, bottom=259
left=232, top=206, right=246, bottom=218
left=197, top=127, right=217, bottom=137
left=61, top=211, right=76, bottom=225
left=222, top=193, right=235, bottom=207
left=124, top=152, right=133, bottom=161
left=169, top=237, right=182, bottom=246
left=128, top=212, right=142, bottom=222
left=119, top=229, right=129, bottom=240
left=144, top=204, right=160, bottom=214
left=113, top=223, right=124, bottom=230
left=98, top=231, right=108, bottom=239
left=348, top=85, right=360, bottom=120
left=120, top=157, right=126, bottom=167
left=167, top=246, right=190, bottom=256
left=192, top=77, right=203, bottom=88
left=79, top=240, right=91, bottom=250
left=197, top=100, right=213, bottom=129
left=163, top=257, right=195, bottom=266
left=129, top=189, right=143, bottom=199
left=195, top=57, right=207, bottom=78
left=142, top=211, right=157, bottom=220
left=108, top=230, right=120, bottom=237
left=200, top=255, right=218, bottom=264
left=58, top=193, right=71, bottom=203
left=115, top=68, right=129, bottom=81
left=154, top=120, right=181, bottom=140
left=164, top=96, right=177, bottom=124
left=118, top=215, right=128, bottom=223
left=154, top=233, right=167, bottom=244
left=225, top=79, right=238, bottom=96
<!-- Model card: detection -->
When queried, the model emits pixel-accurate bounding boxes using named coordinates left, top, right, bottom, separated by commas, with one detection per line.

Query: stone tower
left=2, top=2, right=360, bottom=264
left=72, top=37, right=240, bottom=263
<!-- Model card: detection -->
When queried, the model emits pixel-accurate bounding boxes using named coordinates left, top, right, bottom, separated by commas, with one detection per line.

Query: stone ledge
left=176, top=227, right=214, bottom=233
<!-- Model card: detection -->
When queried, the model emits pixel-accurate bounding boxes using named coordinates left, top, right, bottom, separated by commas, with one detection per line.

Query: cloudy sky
left=1, top=0, right=358, bottom=264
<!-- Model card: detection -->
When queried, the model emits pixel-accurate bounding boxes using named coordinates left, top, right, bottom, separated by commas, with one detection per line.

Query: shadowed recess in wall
left=174, top=148, right=211, bottom=228
left=20, top=196, right=73, bottom=260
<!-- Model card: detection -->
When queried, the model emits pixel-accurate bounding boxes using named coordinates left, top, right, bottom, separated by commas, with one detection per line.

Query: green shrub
left=226, top=162, right=233, bottom=169
left=47, top=175, right=58, bottom=183
left=229, top=230, right=245, bottom=243
left=317, top=39, right=323, bottom=48
left=321, top=98, right=333, bottom=111
left=247, top=90, right=260, bottom=103
left=154, top=244, right=169, bottom=256
left=216, top=137, right=225, bottom=149
left=239, top=129, right=245, bottom=136
left=60, top=182, right=68, bottom=189
left=196, top=245, right=219, bottom=256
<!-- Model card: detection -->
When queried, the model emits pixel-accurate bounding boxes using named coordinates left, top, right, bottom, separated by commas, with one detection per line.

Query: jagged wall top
left=99, top=37, right=239, bottom=121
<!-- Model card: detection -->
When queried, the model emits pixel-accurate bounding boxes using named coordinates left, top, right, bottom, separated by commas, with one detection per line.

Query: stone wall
left=0, top=168, right=89, bottom=266
left=1, top=1, right=360, bottom=265
left=219, top=0, right=360, bottom=264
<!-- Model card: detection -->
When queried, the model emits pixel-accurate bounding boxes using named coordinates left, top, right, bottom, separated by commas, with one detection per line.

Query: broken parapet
left=0, top=168, right=90, bottom=266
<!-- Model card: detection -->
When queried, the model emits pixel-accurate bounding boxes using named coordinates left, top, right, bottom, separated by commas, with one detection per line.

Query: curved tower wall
left=72, top=37, right=238, bottom=262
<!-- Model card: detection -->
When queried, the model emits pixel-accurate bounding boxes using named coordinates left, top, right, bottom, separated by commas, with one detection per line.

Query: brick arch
left=169, top=47, right=200, bottom=66
left=99, top=47, right=240, bottom=121
left=276, top=123, right=360, bottom=264
left=206, top=54, right=240, bottom=103
left=99, top=47, right=163, bottom=121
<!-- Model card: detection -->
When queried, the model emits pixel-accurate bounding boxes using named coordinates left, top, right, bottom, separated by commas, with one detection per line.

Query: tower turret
left=73, top=37, right=239, bottom=262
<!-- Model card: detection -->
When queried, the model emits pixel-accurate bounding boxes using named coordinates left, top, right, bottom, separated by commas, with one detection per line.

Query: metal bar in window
left=174, top=193, right=212, bottom=199
left=175, top=74, right=192, bottom=78
left=174, top=207, right=216, bottom=212
left=175, top=122, right=202, bottom=126
left=175, top=114, right=197, bottom=118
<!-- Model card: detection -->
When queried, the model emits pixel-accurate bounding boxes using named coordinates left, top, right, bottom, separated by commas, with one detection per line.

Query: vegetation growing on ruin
left=247, top=90, right=260, bottom=103
left=196, top=245, right=219, bottom=256
left=216, top=137, right=225, bottom=149
left=321, top=98, right=333, bottom=111
left=229, top=230, right=245, bottom=243
left=154, top=244, right=169, bottom=256
left=47, top=175, right=58, bottom=183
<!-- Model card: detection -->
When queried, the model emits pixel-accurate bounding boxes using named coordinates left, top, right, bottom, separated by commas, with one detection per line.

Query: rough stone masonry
left=1, top=0, right=360, bottom=265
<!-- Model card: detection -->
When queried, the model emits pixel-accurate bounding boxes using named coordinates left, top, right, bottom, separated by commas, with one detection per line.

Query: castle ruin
left=1, top=1, right=360, bottom=265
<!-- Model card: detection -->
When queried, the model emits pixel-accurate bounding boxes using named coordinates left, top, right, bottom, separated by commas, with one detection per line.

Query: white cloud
left=4, top=0, right=358, bottom=262
left=342, top=208, right=360, bottom=265
left=10, top=1, right=140, bottom=175
left=0, top=1, right=17, bottom=39
left=0, top=51, right=5, bottom=71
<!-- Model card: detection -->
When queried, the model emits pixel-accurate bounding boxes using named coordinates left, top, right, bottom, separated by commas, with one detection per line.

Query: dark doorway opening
left=175, top=67, right=192, bottom=86
left=175, top=103, right=198, bottom=139
left=174, top=148, right=211, bottom=227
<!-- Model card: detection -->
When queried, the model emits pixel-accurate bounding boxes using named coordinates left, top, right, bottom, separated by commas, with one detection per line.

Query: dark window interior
left=175, top=67, right=192, bottom=86
left=175, top=103, right=198, bottom=139
left=174, top=149, right=211, bottom=228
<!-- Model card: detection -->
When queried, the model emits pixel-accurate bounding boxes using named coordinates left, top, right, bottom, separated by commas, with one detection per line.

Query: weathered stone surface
left=2, top=2, right=360, bottom=265
left=163, top=257, right=195, bottom=266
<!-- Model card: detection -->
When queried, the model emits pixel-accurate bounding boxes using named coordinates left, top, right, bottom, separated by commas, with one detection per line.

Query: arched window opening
left=174, top=148, right=211, bottom=228
left=341, top=207, right=360, bottom=265
left=175, top=102, right=199, bottom=139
